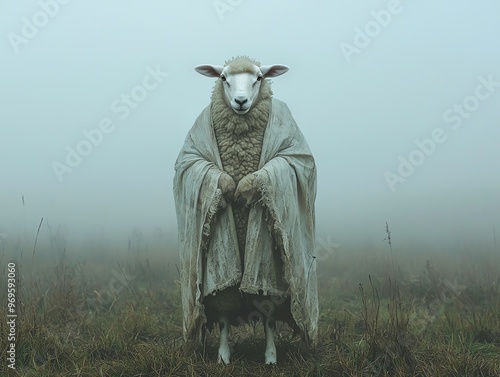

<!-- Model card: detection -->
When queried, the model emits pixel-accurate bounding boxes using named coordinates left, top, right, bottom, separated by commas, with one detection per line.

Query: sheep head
left=195, top=57, right=288, bottom=115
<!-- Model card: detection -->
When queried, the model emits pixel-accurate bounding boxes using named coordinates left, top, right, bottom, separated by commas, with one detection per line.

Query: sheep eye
left=220, top=75, right=226, bottom=81
left=256, top=76, right=262, bottom=81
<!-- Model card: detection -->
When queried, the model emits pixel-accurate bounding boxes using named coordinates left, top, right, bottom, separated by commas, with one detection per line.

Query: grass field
left=1, top=231, right=499, bottom=376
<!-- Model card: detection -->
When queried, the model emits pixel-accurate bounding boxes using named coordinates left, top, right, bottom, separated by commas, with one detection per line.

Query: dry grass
left=0, top=237, right=499, bottom=376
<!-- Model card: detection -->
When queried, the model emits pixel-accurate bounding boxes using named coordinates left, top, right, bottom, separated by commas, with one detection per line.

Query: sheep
left=174, top=56, right=318, bottom=365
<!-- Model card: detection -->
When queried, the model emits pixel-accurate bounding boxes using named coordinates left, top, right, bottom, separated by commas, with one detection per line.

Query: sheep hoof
left=219, top=173, right=236, bottom=195
left=217, top=346, right=230, bottom=364
left=234, top=173, right=256, bottom=205
left=265, top=346, right=277, bottom=365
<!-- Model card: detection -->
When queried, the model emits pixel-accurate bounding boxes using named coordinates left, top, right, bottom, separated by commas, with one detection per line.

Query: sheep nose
left=235, top=98, right=248, bottom=106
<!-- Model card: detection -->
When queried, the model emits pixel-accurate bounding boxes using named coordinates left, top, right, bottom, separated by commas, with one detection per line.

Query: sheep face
left=195, top=61, right=289, bottom=115
left=220, top=66, right=262, bottom=115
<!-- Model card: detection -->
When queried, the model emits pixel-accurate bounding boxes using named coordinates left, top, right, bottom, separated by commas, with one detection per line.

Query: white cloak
left=174, top=98, right=318, bottom=346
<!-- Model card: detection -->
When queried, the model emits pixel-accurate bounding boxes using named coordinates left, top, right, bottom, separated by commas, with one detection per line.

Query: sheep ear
left=260, top=65, right=289, bottom=78
left=195, top=65, right=224, bottom=78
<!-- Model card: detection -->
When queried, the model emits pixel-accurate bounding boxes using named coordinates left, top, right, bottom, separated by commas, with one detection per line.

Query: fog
left=1, top=1, right=500, bottom=257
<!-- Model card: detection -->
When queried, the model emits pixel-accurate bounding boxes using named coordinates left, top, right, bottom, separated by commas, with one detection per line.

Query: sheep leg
left=217, top=315, right=231, bottom=364
left=264, top=316, right=277, bottom=364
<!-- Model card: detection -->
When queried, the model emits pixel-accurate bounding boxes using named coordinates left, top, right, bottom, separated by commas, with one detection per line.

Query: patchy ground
left=1, top=246, right=499, bottom=376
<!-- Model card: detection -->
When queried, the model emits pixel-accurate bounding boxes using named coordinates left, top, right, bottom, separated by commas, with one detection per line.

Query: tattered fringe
left=254, top=172, right=317, bottom=348
left=203, top=187, right=222, bottom=238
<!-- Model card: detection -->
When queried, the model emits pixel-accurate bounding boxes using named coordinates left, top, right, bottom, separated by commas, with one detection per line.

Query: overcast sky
left=1, top=1, right=499, bottom=253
